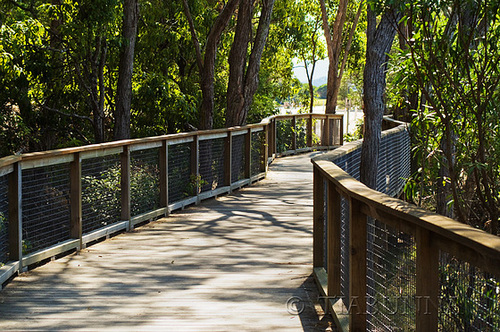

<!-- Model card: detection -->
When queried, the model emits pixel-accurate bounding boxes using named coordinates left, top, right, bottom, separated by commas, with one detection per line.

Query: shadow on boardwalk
left=0, top=152, right=336, bottom=331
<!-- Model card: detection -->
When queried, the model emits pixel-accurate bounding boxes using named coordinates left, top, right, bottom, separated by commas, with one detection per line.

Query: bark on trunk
left=226, top=0, right=275, bottom=127
left=114, top=0, right=139, bottom=140
left=182, top=0, right=238, bottom=130
left=320, top=0, right=362, bottom=114
left=360, top=6, right=400, bottom=189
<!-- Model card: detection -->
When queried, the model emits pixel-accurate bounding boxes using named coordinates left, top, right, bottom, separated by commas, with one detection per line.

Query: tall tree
left=182, top=0, right=239, bottom=129
left=319, top=0, right=363, bottom=113
left=225, top=0, right=275, bottom=127
left=359, top=2, right=400, bottom=189
left=114, top=0, right=139, bottom=140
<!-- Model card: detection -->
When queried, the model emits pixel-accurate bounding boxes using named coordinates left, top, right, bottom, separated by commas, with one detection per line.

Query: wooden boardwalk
left=0, top=152, right=334, bottom=331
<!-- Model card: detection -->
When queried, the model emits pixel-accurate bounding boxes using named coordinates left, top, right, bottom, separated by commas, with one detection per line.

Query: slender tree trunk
left=360, top=5, right=400, bottom=189
left=183, top=0, right=239, bottom=130
left=319, top=0, right=362, bottom=114
left=114, top=0, right=139, bottom=140
left=226, top=0, right=275, bottom=127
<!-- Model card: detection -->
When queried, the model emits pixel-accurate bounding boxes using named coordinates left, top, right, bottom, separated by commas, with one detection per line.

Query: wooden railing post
left=272, top=119, right=277, bottom=156
left=224, top=131, right=232, bottom=188
left=349, top=198, right=367, bottom=331
left=121, top=146, right=131, bottom=230
left=8, top=162, right=22, bottom=270
left=292, top=115, right=297, bottom=151
left=313, top=166, right=325, bottom=268
left=327, top=182, right=341, bottom=297
left=324, top=117, right=331, bottom=147
left=416, top=227, right=439, bottom=332
left=191, top=135, right=200, bottom=203
left=70, top=152, right=82, bottom=250
left=339, top=116, right=344, bottom=146
left=245, top=128, right=251, bottom=179
left=262, top=127, right=268, bottom=173
left=307, top=114, right=313, bottom=147
left=159, top=140, right=169, bottom=215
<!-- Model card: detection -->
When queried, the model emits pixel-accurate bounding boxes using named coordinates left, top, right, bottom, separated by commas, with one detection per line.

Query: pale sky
left=292, top=58, right=329, bottom=84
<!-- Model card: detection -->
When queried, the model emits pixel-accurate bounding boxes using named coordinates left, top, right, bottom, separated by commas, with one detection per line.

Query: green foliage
left=394, top=0, right=500, bottom=230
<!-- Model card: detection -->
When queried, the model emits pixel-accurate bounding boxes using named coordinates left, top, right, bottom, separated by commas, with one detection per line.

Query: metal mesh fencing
left=81, top=154, right=121, bottom=234
left=296, top=118, right=308, bottom=149
left=199, top=138, right=225, bottom=192
left=231, top=134, right=246, bottom=182
left=312, top=118, right=324, bottom=147
left=276, top=119, right=293, bottom=154
left=439, top=252, right=500, bottom=331
left=377, top=128, right=411, bottom=196
left=251, top=131, right=265, bottom=176
left=366, top=219, right=416, bottom=331
left=21, top=164, right=71, bottom=254
left=168, top=142, right=192, bottom=203
left=0, top=175, right=9, bottom=265
left=329, top=124, right=411, bottom=318
left=131, top=148, right=160, bottom=216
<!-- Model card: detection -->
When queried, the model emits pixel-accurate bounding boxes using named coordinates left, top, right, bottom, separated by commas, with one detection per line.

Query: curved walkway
left=0, top=152, right=333, bottom=331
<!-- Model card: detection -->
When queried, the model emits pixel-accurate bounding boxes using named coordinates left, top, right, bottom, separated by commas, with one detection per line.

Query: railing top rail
left=272, top=113, right=343, bottom=121
left=312, top=158, right=500, bottom=277
left=0, top=113, right=342, bottom=170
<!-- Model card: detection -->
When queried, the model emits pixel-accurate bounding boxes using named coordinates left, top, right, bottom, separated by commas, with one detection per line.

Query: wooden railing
left=0, top=113, right=342, bottom=288
left=312, top=122, right=500, bottom=331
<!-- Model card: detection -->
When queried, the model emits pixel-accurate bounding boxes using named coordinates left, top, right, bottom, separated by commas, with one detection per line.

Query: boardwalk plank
left=0, top=152, right=334, bottom=331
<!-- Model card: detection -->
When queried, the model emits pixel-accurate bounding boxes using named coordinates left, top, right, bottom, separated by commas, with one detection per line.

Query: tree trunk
left=114, top=0, right=139, bottom=140
left=319, top=0, right=362, bottom=114
left=226, top=0, right=275, bottom=127
left=183, top=0, right=239, bottom=130
left=360, top=5, right=400, bottom=189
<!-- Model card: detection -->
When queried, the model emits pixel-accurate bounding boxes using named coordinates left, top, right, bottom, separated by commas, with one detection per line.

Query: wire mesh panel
left=0, top=175, right=9, bottom=265
left=312, top=118, right=324, bottom=147
left=231, top=133, right=246, bottom=182
left=199, top=138, right=225, bottom=193
left=81, top=154, right=121, bottom=234
left=366, top=219, right=416, bottom=331
left=276, top=119, right=293, bottom=154
left=168, top=142, right=192, bottom=203
left=130, top=148, right=160, bottom=216
left=377, top=128, right=411, bottom=196
left=296, top=118, right=308, bottom=149
left=439, top=252, right=500, bottom=331
left=22, top=164, right=71, bottom=254
left=251, top=131, right=265, bottom=176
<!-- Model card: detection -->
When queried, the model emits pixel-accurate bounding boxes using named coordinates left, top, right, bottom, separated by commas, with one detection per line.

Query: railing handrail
left=312, top=158, right=500, bottom=276
left=311, top=119, right=500, bottom=331
left=0, top=113, right=345, bottom=169
left=0, top=112, right=344, bottom=289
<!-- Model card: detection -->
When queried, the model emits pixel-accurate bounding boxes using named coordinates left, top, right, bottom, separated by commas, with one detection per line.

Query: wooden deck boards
left=0, top=152, right=334, bottom=331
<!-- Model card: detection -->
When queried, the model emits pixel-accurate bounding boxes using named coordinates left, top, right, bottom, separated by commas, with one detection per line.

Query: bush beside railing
left=312, top=119, right=500, bottom=331
left=0, top=113, right=343, bottom=288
